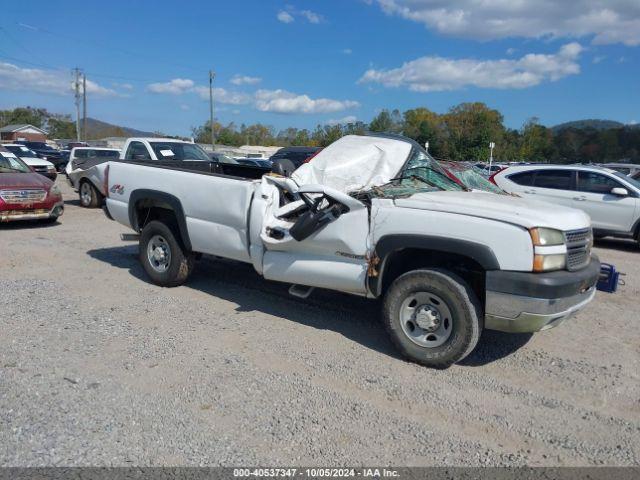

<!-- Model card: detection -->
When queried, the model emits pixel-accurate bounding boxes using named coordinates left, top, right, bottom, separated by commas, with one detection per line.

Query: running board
left=289, top=284, right=315, bottom=299
left=120, top=233, right=140, bottom=241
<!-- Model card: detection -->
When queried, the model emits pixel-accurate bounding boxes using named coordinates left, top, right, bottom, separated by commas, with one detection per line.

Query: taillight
left=104, top=164, right=110, bottom=198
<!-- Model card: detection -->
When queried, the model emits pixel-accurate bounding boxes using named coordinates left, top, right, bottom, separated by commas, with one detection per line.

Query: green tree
left=401, top=107, right=449, bottom=158
left=47, top=114, right=76, bottom=139
left=519, top=117, right=555, bottom=162
left=0, top=107, right=48, bottom=128
left=443, top=102, right=506, bottom=161
left=368, top=109, right=402, bottom=133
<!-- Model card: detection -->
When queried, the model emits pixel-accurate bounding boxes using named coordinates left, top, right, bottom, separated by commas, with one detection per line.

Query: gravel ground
left=1, top=178, right=639, bottom=467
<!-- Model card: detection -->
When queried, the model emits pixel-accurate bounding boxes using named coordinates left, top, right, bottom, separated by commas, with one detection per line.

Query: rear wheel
left=139, top=220, right=195, bottom=287
left=383, top=269, right=482, bottom=368
left=79, top=181, right=102, bottom=208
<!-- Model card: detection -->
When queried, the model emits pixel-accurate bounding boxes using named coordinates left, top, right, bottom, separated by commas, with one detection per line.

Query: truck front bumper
left=484, top=256, right=600, bottom=333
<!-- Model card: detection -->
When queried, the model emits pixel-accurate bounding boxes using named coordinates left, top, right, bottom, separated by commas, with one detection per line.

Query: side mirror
left=611, top=187, right=628, bottom=196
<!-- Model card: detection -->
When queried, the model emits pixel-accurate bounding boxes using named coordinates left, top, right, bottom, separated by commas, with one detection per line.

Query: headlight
left=530, top=227, right=566, bottom=272
left=47, top=165, right=56, bottom=172
left=533, top=253, right=566, bottom=272
left=529, top=227, right=565, bottom=246
left=50, top=185, right=61, bottom=197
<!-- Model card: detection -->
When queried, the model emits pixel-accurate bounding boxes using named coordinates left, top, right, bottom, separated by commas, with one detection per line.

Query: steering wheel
left=299, top=192, right=349, bottom=218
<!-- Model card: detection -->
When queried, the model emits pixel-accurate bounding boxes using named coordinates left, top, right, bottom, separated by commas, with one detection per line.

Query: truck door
left=254, top=179, right=370, bottom=295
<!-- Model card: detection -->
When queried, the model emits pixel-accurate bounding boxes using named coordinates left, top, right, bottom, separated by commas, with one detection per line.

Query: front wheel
left=383, top=269, right=482, bottom=368
left=139, top=220, right=195, bottom=287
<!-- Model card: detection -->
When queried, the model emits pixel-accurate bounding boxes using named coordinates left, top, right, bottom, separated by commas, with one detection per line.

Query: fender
left=369, top=234, right=500, bottom=297
left=128, top=189, right=192, bottom=251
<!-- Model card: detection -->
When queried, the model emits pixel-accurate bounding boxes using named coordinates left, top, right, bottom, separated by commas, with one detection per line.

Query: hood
left=292, top=135, right=412, bottom=193
left=394, top=191, right=591, bottom=231
left=20, top=157, right=54, bottom=167
left=0, top=172, right=53, bottom=190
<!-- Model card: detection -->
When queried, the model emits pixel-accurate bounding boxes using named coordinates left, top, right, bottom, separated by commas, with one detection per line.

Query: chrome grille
left=564, top=228, right=592, bottom=271
left=0, top=189, right=47, bottom=204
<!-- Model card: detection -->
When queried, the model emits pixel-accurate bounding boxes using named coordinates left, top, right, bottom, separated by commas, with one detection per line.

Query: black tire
left=79, top=181, right=102, bottom=208
left=139, top=220, right=195, bottom=287
left=382, top=269, right=482, bottom=368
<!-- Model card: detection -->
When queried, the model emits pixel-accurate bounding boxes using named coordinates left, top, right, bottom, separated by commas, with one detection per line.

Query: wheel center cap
left=415, top=306, right=440, bottom=331
left=153, top=247, right=166, bottom=262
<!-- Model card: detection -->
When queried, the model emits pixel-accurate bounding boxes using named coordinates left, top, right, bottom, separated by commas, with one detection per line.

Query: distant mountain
left=84, top=117, right=157, bottom=139
left=551, top=119, right=625, bottom=132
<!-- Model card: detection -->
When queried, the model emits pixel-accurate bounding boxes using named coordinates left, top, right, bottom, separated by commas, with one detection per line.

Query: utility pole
left=488, top=141, right=495, bottom=173
left=82, top=73, right=87, bottom=142
left=209, top=70, right=215, bottom=151
left=72, top=68, right=82, bottom=141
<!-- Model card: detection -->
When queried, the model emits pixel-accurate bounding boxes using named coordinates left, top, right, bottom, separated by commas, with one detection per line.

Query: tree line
left=193, top=102, right=640, bottom=164
left=2, top=105, right=638, bottom=164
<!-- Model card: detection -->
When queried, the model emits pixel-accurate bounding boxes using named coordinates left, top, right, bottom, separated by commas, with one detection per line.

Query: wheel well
left=134, top=200, right=188, bottom=249
left=379, top=248, right=486, bottom=308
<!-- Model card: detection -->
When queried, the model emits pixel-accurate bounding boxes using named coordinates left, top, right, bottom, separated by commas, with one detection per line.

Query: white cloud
left=359, top=43, right=583, bottom=92
left=113, top=82, right=134, bottom=90
left=342, top=48, right=353, bottom=55
left=0, top=62, right=119, bottom=97
left=230, top=74, right=262, bottom=86
left=255, top=89, right=359, bottom=114
left=278, top=8, right=324, bottom=24
left=506, top=48, right=516, bottom=56
left=147, top=78, right=194, bottom=94
left=180, top=104, right=190, bottom=111
left=370, top=0, right=640, bottom=46
left=277, top=11, right=294, bottom=23
left=192, top=86, right=253, bottom=105
left=326, top=115, right=358, bottom=125
left=300, top=10, right=324, bottom=24
left=147, top=78, right=251, bottom=105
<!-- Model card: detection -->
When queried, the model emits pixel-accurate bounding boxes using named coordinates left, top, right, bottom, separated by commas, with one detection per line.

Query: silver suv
left=493, top=164, right=640, bottom=243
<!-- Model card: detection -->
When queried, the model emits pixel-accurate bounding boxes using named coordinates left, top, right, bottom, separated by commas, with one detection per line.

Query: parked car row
left=2, top=144, right=58, bottom=181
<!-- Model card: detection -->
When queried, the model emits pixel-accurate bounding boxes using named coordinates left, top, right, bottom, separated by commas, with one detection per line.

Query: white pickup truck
left=103, top=134, right=600, bottom=368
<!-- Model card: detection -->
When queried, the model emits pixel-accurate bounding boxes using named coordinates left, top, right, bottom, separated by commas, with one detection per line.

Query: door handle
left=573, top=197, right=587, bottom=201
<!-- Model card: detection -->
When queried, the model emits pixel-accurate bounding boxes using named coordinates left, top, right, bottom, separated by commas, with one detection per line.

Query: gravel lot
left=1, top=178, right=639, bottom=467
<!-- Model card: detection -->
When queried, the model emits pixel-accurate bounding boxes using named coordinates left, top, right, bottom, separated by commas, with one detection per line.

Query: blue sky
left=0, top=0, right=638, bottom=136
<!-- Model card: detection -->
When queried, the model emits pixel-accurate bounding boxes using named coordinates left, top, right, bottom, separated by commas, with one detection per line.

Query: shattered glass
left=365, top=150, right=465, bottom=199
left=439, top=161, right=506, bottom=194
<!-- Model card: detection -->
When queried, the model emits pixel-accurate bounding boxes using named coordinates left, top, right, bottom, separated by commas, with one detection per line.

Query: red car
left=0, top=146, right=64, bottom=223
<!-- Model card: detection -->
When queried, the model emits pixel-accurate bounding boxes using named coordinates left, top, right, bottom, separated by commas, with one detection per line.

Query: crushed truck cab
left=103, top=134, right=599, bottom=368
